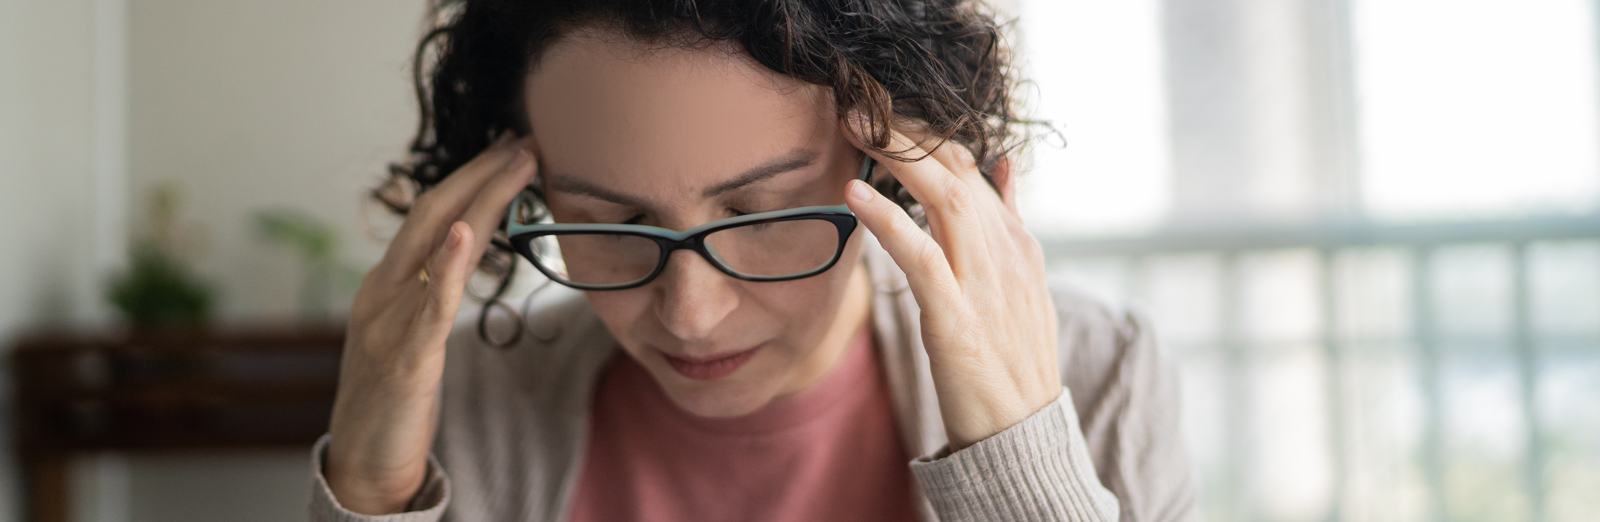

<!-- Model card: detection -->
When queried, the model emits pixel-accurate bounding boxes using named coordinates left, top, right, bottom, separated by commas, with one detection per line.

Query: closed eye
left=729, top=209, right=776, bottom=231
left=729, top=207, right=781, bottom=217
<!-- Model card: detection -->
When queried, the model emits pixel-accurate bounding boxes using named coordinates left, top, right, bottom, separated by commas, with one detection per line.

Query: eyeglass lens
left=527, top=218, right=841, bottom=287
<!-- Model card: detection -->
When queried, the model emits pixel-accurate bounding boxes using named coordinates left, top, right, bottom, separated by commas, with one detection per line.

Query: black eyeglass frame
left=505, top=155, right=877, bottom=291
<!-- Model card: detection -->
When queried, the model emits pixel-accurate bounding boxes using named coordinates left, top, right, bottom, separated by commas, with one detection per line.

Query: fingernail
left=848, top=180, right=874, bottom=202
left=508, top=150, right=530, bottom=171
left=445, top=226, right=463, bottom=250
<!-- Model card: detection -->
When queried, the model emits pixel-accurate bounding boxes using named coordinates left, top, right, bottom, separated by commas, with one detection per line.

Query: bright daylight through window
left=1018, top=0, right=1600, bottom=521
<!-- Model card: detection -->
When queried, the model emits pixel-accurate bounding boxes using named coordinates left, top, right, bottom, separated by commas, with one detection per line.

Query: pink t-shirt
left=567, top=326, right=920, bottom=522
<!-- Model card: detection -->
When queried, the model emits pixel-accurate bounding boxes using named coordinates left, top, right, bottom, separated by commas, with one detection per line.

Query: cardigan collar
left=858, top=233, right=947, bottom=458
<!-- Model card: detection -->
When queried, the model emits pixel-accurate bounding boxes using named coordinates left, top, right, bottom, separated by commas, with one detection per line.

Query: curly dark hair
left=375, top=0, right=1025, bottom=344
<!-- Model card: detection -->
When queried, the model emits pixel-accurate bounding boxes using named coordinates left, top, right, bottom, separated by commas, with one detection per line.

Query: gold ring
left=418, top=268, right=430, bottom=284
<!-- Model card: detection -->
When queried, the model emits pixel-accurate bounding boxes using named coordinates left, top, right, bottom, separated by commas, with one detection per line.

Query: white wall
left=0, top=1, right=116, bottom=521
left=1, top=0, right=427, bottom=520
left=0, top=2, right=105, bottom=343
left=128, top=0, right=424, bottom=323
left=112, top=1, right=426, bottom=520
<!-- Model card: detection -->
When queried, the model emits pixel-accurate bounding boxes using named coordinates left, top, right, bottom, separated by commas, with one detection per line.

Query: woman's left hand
left=843, top=118, right=1062, bottom=451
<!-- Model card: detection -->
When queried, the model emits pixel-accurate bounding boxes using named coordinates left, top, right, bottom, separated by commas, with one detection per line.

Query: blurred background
left=0, top=0, right=1596, bottom=521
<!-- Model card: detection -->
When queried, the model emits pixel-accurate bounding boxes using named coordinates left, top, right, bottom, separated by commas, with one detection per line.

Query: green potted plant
left=106, top=184, right=214, bottom=329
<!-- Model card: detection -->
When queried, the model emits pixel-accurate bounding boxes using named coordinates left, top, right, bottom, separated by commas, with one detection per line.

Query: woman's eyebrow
left=701, top=149, right=819, bottom=197
left=545, top=149, right=819, bottom=207
left=547, top=175, right=653, bottom=208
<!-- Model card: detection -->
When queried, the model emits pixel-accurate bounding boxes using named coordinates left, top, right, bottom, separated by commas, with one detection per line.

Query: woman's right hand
left=325, top=133, right=537, bottom=515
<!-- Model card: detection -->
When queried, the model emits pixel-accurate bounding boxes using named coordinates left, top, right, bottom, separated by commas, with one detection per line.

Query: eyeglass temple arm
left=506, top=185, right=535, bottom=235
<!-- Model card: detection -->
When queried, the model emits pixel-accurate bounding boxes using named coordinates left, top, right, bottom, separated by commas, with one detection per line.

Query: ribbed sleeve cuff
left=909, top=389, right=1121, bottom=522
left=308, top=435, right=451, bottom=522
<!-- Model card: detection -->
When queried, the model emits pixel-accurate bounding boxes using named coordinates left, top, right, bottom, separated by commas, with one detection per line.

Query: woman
left=313, top=1, right=1197, bottom=521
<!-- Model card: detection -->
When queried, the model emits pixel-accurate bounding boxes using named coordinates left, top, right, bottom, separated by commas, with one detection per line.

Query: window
left=1019, top=1, right=1600, bottom=521
left=1354, top=0, right=1600, bottom=221
left=1016, top=0, right=1170, bottom=236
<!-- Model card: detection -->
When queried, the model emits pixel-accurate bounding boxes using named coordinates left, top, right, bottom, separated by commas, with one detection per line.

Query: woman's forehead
left=524, top=32, right=840, bottom=196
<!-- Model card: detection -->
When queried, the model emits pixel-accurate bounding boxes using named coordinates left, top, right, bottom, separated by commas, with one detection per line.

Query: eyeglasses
left=505, top=155, right=876, bottom=291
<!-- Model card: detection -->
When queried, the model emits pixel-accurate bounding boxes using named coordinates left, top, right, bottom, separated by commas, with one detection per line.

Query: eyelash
left=730, top=209, right=777, bottom=232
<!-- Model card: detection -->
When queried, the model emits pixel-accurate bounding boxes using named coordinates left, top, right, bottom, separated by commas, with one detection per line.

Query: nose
left=652, top=248, right=740, bottom=342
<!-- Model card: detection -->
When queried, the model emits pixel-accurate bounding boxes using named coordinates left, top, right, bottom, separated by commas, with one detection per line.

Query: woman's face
left=523, top=31, right=872, bottom=417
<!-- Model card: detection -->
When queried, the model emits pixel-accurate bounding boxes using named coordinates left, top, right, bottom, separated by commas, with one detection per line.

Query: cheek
left=582, top=289, right=654, bottom=343
left=582, top=263, right=851, bottom=343
left=744, top=278, right=836, bottom=328
left=743, top=251, right=862, bottom=347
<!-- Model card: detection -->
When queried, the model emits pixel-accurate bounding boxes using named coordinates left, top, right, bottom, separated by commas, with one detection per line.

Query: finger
left=844, top=117, right=984, bottom=227
left=387, top=134, right=521, bottom=265
left=898, top=137, right=1021, bottom=258
left=991, top=157, right=1020, bottom=215
left=928, top=140, right=988, bottom=186
left=917, top=143, right=1026, bottom=261
left=843, top=117, right=990, bottom=273
left=895, top=128, right=988, bottom=188
left=458, top=149, right=538, bottom=268
left=381, top=134, right=528, bottom=278
left=845, top=179, right=959, bottom=302
left=410, top=221, right=473, bottom=352
left=908, top=139, right=1020, bottom=247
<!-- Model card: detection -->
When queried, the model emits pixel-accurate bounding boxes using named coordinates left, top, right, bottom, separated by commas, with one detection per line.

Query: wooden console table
left=9, top=327, right=344, bottom=522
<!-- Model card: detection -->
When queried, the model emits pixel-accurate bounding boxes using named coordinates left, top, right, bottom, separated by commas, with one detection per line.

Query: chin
left=650, top=366, right=780, bottom=418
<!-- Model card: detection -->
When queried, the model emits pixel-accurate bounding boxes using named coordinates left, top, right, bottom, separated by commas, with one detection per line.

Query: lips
left=660, top=346, right=759, bottom=381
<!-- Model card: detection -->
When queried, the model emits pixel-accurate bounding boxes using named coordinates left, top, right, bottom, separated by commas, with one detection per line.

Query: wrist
left=324, top=443, right=428, bottom=515
left=932, top=362, right=1061, bottom=451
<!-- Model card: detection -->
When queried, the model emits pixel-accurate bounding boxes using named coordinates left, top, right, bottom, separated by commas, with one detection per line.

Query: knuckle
left=420, top=286, right=456, bottom=324
left=942, top=178, right=978, bottom=219
left=890, top=209, right=925, bottom=238
left=952, top=143, right=977, bottom=169
left=418, top=286, right=442, bottom=315
left=1020, top=234, right=1045, bottom=260
left=912, top=239, right=945, bottom=274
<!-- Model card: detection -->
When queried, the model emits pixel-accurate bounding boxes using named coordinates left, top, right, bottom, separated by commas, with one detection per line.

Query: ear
left=991, top=156, right=1019, bottom=214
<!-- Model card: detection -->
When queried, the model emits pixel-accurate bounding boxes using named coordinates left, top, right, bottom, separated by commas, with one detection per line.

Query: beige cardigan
left=309, top=235, right=1199, bottom=522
